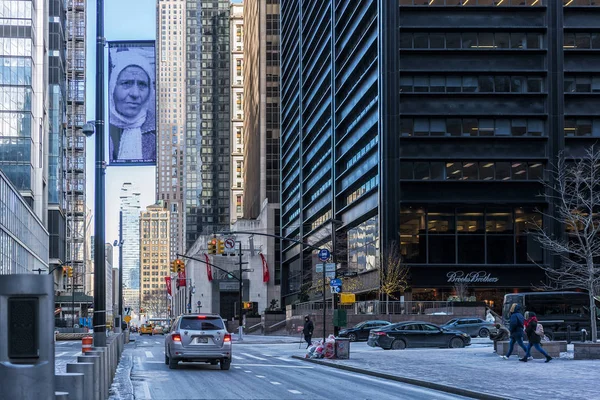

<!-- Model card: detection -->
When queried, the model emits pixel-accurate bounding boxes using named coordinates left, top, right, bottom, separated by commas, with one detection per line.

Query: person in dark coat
left=489, top=323, right=510, bottom=352
left=303, top=315, right=314, bottom=349
left=501, top=304, right=528, bottom=359
left=520, top=312, right=552, bottom=363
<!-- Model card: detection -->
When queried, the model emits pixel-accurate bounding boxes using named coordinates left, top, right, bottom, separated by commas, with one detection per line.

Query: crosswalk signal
left=208, top=238, right=217, bottom=255
left=242, top=302, right=252, bottom=310
left=217, top=239, right=225, bottom=255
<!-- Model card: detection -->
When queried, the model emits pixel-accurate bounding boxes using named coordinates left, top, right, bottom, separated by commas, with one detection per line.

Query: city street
left=109, top=334, right=470, bottom=400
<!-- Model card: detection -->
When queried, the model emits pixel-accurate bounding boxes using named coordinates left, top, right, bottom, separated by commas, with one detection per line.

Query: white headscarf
left=109, top=49, right=154, bottom=129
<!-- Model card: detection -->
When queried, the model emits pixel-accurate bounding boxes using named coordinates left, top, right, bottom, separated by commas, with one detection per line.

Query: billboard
left=108, top=41, right=156, bottom=165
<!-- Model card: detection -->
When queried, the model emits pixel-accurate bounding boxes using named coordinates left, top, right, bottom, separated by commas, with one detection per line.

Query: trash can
left=335, top=338, right=350, bottom=359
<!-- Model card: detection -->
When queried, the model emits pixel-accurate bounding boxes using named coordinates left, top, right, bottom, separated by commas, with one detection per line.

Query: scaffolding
left=65, top=0, right=87, bottom=293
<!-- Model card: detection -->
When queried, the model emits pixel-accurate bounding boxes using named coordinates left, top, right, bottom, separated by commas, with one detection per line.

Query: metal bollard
left=567, top=325, right=572, bottom=344
left=67, top=362, right=94, bottom=400
left=89, top=348, right=107, bottom=400
left=581, top=329, right=588, bottom=342
left=55, top=372, right=84, bottom=400
left=78, top=355, right=101, bottom=400
left=55, top=392, right=69, bottom=400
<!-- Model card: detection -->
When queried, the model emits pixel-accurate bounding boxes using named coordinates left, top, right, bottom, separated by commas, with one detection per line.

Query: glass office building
left=0, top=169, right=49, bottom=274
left=280, top=1, right=600, bottom=311
left=120, top=183, right=141, bottom=290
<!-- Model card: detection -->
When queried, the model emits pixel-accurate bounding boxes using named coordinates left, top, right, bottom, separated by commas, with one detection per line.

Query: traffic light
left=170, top=260, right=177, bottom=273
left=242, top=302, right=252, bottom=310
left=217, top=239, right=225, bottom=255
left=62, top=267, right=67, bottom=277
left=175, top=259, right=185, bottom=273
left=208, top=238, right=217, bottom=255
left=68, top=266, right=73, bottom=278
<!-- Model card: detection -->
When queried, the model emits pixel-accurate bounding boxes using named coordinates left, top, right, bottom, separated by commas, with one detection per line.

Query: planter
left=574, top=342, right=600, bottom=360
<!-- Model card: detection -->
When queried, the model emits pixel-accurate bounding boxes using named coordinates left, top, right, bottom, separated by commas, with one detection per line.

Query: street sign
left=124, top=315, right=131, bottom=323
left=330, top=286, right=342, bottom=294
left=340, top=293, right=356, bottom=304
left=124, top=307, right=131, bottom=316
left=318, top=248, right=330, bottom=262
left=329, top=278, right=342, bottom=287
left=316, top=263, right=335, bottom=273
left=224, top=237, right=236, bottom=254
left=325, top=271, right=335, bottom=279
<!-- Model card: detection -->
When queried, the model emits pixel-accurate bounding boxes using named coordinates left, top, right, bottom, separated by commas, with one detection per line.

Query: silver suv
left=165, top=314, right=232, bottom=370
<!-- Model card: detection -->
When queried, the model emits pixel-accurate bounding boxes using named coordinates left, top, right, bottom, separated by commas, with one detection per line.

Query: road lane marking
left=145, top=351, right=154, bottom=358
left=276, top=357, right=294, bottom=362
left=255, top=375, right=265, bottom=378
left=155, top=341, right=161, bottom=344
left=232, top=355, right=245, bottom=360
left=270, top=382, right=281, bottom=385
left=56, top=352, right=67, bottom=357
left=241, top=353, right=267, bottom=361
left=141, top=382, right=151, bottom=399
left=234, top=366, right=241, bottom=369
left=244, top=370, right=252, bottom=373
left=71, top=352, right=82, bottom=357
left=146, top=361, right=164, bottom=364
left=143, top=341, right=148, bottom=344
left=230, top=364, right=313, bottom=368
left=288, top=390, right=302, bottom=395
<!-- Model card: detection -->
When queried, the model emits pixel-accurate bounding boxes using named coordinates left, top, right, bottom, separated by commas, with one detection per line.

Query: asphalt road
left=118, top=334, right=471, bottom=400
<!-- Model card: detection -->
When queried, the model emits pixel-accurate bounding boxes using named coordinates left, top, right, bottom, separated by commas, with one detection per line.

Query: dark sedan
left=338, top=320, right=392, bottom=342
left=367, top=321, right=471, bottom=350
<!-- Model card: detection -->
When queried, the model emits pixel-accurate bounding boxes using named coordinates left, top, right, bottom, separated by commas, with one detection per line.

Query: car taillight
left=172, top=333, right=181, bottom=342
left=197, top=316, right=206, bottom=319
left=223, top=333, right=231, bottom=342
left=375, top=332, right=387, bottom=336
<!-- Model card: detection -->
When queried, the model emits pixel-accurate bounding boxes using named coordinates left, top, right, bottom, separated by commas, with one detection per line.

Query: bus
left=502, top=292, right=600, bottom=340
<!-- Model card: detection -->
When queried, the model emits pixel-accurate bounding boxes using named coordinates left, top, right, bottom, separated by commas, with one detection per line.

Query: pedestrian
left=303, top=315, right=314, bottom=349
left=489, top=323, right=510, bottom=352
left=501, top=304, right=528, bottom=360
left=486, top=309, right=495, bottom=323
left=520, top=312, right=552, bottom=363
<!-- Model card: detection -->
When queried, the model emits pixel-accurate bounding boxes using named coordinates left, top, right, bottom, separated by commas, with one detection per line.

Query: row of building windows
left=565, top=76, right=600, bottom=93
left=400, top=207, right=542, bottom=265
left=399, top=161, right=543, bottom=181
left=399, top=0, right=544, bottom=5
left=0, top=57, right=32, bottom=85
left=346, top=176, right=378, bottom=206
left=564, top=32, right=600, bottom=49
left=400, top=75, right=544, bottom=94
left=564, top=118, right=600, bottom=137
left=401, top=118, right=545, bottom=137
left=400, top=32, right=543, bottom=51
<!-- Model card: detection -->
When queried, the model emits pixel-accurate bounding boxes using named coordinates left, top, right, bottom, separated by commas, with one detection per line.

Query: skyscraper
left=120, top=183, right=141, bottom=311
left=185, top=0, right=231, bottom=249
left=280, top=0, right=600, bottom=309
left=0, top=0, right=48, bottom=220
left=139, top=203, right=170, bottom=318
left=156, top=0, right=185, bottom=260
left=65, top=0, right=87, bottom=292
left=230, top=2, right=244, bottom=223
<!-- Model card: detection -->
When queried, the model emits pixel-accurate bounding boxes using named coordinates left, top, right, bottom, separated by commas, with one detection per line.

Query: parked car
left=139, top=324, right=153, bottom=335
left=153, top=325, right=165, bottom=335
left=367, top=321, right=471, bottom=350
left=165, top=314, right=232, bottom=370
left=440, top=318, right=496, bottom=338
left=338, top=320, right=392, bottom=342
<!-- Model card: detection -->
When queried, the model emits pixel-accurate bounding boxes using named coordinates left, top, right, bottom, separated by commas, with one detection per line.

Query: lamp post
left=82, top=0, right=106, bottom=347
left=113, top=215, right=124, bottom=333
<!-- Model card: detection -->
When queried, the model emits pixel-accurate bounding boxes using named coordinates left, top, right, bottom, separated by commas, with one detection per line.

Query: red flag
left=205, top=253, right=213, bottom=282
left=164, top=276, right=172, bottom=296
left=178, top=269, right=186, bottom=287
left=259, top=253, right=270, bottom=283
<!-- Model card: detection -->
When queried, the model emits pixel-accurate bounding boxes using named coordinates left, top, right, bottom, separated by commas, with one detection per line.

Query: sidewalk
left=231, top=333, right=301, bottom=344
left=292, top=342, right=600, bottom=400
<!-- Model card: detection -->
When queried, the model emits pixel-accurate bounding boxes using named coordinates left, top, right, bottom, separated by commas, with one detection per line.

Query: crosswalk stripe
left=56, top=352, right=67, bottom=357
left=232, top=355, right=245, bottom=360
left=255, top=375, right=265, bottom=378
left=241, top=353, right=267, bottom=361
left=275, top=357, right=294, bottom=362
left=288, top=390, right=302, bottom=394
left=72, top=352, right=82, bottom=357
left=145, top=351, right=154, bottom=358
left=270, top=382, right=281, bottom=385
left=155, top=341, right=161, bottom=345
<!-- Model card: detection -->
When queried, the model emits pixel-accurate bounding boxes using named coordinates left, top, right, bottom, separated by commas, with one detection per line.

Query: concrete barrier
left=497, top=341, right=561, bottom=358
left=55, top=372, right=84, bottom=400
left=574, top=343, right=600, bottom=360
left=67, top=363, right=94, bottom=400
left=78, top=355, right=101, bottom=400
left=55, top=392, right=69, bottom=400
left=89, top=348, right=107, bottom=400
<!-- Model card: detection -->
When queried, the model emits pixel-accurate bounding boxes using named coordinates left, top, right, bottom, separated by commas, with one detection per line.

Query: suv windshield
left=179, top=317, right=224, bottom=331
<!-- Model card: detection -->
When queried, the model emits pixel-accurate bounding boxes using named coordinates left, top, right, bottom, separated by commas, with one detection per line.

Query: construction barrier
left=82, top=336, right=93, bottom=354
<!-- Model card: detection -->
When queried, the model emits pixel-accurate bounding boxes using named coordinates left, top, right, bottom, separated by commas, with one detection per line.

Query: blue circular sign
left=318, top=248, right=331, bottom=262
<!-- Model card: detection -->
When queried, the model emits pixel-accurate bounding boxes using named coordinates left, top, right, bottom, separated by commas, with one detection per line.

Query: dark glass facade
left=185, top=0, right=231, bottom=249
left=280, top=0, right=600, bottom=310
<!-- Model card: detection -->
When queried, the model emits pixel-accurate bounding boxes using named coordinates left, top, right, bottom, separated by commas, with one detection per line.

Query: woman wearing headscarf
left=108, top=49, right=156, bottom=163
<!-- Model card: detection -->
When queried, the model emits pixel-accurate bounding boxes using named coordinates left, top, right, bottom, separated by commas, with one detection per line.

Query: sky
left=85, top=0, right=157, bottom=269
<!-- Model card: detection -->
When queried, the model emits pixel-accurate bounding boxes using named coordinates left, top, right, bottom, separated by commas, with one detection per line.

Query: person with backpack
left=501, top=304, right=528, bottom=360
left=520, top=311, right=552, bottom=363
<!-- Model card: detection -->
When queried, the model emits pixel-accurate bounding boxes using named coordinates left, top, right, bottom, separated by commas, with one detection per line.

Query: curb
left=291, top=356, right=516, bottom=400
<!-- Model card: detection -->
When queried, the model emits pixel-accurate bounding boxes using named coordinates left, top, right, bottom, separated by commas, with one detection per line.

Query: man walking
left=303, top=315, right=314, bottom=349
left=501, top=304, right=527, bottom=359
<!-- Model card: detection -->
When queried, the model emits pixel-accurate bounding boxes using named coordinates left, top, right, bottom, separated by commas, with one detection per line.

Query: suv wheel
left=165, top=353, right=169, bottom=365
left=168, top=355, right=178, bottom=369
left=348, top=333, right=357, bottom=342
left=479, top=328, right=490, bottom=338
left=220, top=358, right=231, bottom=370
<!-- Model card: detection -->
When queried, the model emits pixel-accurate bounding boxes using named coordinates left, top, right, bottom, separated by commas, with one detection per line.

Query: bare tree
left=533, top=146, right=600, bottom=342
left=452, top=281, right=470, bottom=301
left=379, top=242, right=410, bottom=314
left=142, top=289, right=168, bottom=319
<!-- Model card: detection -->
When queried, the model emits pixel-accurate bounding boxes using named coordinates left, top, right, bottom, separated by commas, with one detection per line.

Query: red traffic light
left=211, top=238, right=217, bottom=245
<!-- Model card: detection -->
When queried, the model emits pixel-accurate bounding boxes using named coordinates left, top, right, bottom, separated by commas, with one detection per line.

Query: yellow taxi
left=140, top=324, right=154, bottom=335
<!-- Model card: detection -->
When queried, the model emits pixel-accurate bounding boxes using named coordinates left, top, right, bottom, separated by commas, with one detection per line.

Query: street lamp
left=84, top=0, right=107, bottom=347
left=113, top=226, right=124, bottom=333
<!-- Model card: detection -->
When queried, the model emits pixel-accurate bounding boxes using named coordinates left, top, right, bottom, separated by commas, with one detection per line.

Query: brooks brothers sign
left=446, top=271, right=499, bottom=284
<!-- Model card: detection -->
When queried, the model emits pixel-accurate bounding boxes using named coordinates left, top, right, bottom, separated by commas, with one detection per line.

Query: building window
left=347, top=216, right=379, bottom=274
